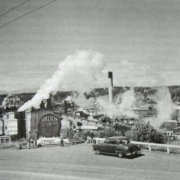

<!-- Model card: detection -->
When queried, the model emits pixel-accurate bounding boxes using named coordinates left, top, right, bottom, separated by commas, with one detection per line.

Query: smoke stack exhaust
left=108, top=71, right=113, bottom=104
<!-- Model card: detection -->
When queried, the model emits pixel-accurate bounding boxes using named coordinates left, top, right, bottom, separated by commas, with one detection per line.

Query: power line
left=0, top=0, right=30, bottom=18
left=0, top=0, right=57, bottom=29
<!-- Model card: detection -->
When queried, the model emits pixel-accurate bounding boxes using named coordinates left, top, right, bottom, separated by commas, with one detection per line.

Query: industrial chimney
left=108, top=71, right=113, bottom=104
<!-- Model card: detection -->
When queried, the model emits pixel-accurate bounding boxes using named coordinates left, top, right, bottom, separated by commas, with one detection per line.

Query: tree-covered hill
left=1, top=85, right=180, bottom=107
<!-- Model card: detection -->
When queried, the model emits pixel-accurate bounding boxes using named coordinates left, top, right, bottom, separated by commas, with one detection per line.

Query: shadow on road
left=125, top=154, right=145, bottom=159
left=99, top=153, right=145, bottom=159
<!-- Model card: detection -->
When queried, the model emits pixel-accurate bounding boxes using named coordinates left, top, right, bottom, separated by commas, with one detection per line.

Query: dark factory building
left=15, top=112, right=26, bottom=139
left=25, top=99, right=62, bottom=138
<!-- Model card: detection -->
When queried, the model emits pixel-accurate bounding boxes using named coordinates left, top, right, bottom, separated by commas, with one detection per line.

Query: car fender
left=115, top=146, right=127, bottom=154
left=93, top=144, right=101, bottom=150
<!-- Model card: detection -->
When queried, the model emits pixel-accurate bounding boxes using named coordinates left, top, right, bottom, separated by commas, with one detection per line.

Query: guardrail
left=93, top=138, right=180, bottom=154
left=93, top=138, right=105, bottom=144
left=37, top=137, right=70, bottom=145
left=131, top=141, right=180, bottom=154
left=36, top=137, right=84, bottom=146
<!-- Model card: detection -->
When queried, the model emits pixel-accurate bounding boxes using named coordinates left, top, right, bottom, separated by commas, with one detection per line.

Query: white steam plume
left=118, top=88, right=138, bottom=118
left=145, top=87, right=175, bottom=129
left=18, top=50, right=105, bottom=111
left=65, top=93, right=96, bottom=109
left=73, top=95, right=95, bottom=109
left=96, top=89, right=138, bottom=118
left=2, top=94, right=11, bottom=109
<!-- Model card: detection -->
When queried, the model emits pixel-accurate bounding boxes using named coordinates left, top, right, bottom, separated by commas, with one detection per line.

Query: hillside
left=0, top=86, right=180, bottom=107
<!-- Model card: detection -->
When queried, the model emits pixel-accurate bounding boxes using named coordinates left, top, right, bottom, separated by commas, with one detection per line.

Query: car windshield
left=105, top=138, right=130, bottom=144
left=105, top=140, right=111, bottom=144
left=117, top=139, right=129, bottom=144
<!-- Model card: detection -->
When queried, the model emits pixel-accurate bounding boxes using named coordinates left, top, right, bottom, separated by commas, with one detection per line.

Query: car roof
left=106, top=136, right=128, bottom=140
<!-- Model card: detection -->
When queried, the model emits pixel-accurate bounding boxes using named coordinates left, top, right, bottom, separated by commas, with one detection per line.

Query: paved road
left=0, top=144, right=180, bottom=180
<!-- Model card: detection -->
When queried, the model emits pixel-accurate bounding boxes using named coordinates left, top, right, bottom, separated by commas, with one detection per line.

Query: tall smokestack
left=108, top=71, right=113, bottom=104
left=64, top=100, right=68, bottom=114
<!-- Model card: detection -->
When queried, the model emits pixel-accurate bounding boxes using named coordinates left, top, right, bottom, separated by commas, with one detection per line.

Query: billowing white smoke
left=18, top=50, right=105, bottom=111
left=96, top=95, right=115, bottom=116
left=96, top=89, right=138, bottom=118
left=2, top=94, right=11, bottom=109
left=145, top=87, right=175, bottom=129
left=118, top=89, right=138, bottom=118
left=65, top=96, right=73, bottom=102
left=65, top=94, right=95, bottom=109
left=156, top=87, right=174, bottom=120
left=74, top=96, right=95, bottom=109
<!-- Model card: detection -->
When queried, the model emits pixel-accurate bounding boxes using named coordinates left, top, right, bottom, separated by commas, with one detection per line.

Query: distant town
left=0, top=85, right=180, bottom=144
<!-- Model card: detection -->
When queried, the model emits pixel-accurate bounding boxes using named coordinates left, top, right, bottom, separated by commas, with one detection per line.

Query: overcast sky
left=0, top=0, right=180, bottom=92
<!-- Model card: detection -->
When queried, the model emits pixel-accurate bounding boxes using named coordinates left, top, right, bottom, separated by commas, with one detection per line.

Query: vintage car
left=93, top=136, right=141, bottom=158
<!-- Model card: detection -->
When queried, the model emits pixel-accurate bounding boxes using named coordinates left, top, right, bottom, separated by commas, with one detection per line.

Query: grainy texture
left=0, top=144, right=180, bottom=180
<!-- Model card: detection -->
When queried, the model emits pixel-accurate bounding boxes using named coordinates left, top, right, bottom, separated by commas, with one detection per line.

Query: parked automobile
left=93, top=136, right=141, bottom=158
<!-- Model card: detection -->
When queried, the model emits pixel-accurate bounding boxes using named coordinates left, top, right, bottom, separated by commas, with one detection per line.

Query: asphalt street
left=0, top=143, right=180, bottom=180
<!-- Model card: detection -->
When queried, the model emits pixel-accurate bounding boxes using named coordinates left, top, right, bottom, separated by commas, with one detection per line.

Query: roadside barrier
left=93, top=138, right=180, bottom=154
left=37, top=137, right=71, bottom=146
left=93, top=138, right=105, bottom=144
left=131, top=141, right=180, bottom=154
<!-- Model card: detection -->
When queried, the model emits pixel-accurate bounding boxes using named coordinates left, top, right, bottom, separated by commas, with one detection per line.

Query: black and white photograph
left=0, top=0, right=180, bottom=179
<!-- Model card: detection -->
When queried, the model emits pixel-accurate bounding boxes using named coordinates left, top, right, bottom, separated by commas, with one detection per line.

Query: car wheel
left=95, top=149, right=100, bottom=155
left=134, top=150, right=138, bottom=155
left=117, top=152, right=124, bottom=158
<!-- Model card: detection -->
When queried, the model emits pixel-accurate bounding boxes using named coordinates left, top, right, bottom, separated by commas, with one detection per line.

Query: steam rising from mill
left=18, top=50, right=176, bottom=129
left=18, top=50, right=105, bottom=111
